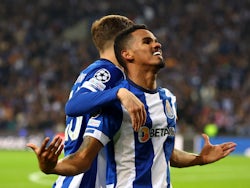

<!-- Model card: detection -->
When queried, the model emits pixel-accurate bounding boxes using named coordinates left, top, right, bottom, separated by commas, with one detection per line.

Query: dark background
left=0, top=0, right=249, bottom=138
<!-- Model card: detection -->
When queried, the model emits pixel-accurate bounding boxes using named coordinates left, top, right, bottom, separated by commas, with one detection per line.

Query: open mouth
left=153, top=51, right=162, bottom=56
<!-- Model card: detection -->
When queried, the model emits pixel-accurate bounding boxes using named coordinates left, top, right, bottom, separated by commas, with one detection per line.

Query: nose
left=154, top=41, right=162, bottom=50
left=157, top=42, right=162, bottom=48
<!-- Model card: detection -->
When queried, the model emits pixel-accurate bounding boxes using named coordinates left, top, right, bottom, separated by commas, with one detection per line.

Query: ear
left=121, top=50, right=134, bottom=62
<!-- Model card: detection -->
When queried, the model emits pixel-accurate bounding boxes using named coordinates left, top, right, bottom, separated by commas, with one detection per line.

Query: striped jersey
left=84, top=79, right=177, bottom=188
left=53, top=59, right=125, bottom=188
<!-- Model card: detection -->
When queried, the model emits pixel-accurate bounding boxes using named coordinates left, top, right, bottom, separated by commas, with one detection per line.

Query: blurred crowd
left=0, top=0, right=250, bottom=137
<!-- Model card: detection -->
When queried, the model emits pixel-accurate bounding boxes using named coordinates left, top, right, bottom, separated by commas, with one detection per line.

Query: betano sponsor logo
left=138, top=126, right=175, bottom=143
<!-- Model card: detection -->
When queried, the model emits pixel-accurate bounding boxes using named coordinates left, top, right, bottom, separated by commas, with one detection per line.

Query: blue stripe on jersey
left=79, top=158, right=97, bottom=188
left=53, top=163, right=97, bottom=188
left=53, top=176, right=74, bottom=188
left=160, top=88, right=176, bottom=188
left=133, top=92, right=154, bottom=187
left=105, top=140, right=117, bottom=186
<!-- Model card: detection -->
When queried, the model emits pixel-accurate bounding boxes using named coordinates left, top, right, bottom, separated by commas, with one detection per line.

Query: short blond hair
left=91, top=15, right=134, bottom=53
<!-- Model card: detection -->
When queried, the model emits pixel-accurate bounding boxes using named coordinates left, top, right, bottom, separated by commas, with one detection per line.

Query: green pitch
left=171, top=155, right=250, bottom=188
left=0, top=150, right=249, bottom=188
left=0, top=150, right=58, bottom=188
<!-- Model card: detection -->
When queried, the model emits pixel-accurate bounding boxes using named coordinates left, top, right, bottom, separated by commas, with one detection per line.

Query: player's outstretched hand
left=26, top=136, right=64, bottom=174
left=117, top=88, right=147, bottom=131
left=199, top=133, right=237, bottom=165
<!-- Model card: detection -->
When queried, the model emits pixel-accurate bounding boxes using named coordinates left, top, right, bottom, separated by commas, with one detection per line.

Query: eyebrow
left=142, top=36, right=158, bottom=43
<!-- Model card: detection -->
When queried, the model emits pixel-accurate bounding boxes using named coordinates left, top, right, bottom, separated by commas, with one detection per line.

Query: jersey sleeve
left=83, top=103, right=123, bottom=146
left=65, top=61, right=125, bottom=116
left=65, top=85, right=121, bottom=116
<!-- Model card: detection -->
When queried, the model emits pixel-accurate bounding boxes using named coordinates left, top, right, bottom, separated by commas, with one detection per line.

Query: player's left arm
left=170, top=134, right=237, bottom=167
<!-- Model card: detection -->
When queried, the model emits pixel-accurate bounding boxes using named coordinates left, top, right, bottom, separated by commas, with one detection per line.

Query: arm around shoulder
left=65, top=87, right=120, bottom=116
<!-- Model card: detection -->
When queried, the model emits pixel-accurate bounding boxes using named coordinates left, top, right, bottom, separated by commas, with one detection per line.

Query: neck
left=99, top=48, right=122, bottom=69
left=126, top=67, right=158, bottom=90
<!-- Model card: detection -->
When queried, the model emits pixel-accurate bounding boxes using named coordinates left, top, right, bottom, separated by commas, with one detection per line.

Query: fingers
left=201, top=133, right=211, bottom=146
left=141, top=107, right=147, bottom=126
left=222, top=146, right=236, bottom=157
left=221, top=142, right=237, bottom=152
left=40, top=137, right=51, bottom=153
left=27, top=136, right=64, bottom=157
left=131, top=107, right=147, bottom=132
left=26, top=137, right=50, bottom=154
left=26, top=143, right=38, bottom=151
left=55, top=144, right=64, bottom=157
left=47, top=136, right=61, bottom=151
left=138, top=107, right=147, bottom=131
left=46, top=136, right=63, bottom=156
left=131, top=114, right=139, bottom=132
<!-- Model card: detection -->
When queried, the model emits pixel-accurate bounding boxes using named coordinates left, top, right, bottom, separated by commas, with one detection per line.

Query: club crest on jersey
left=94, top=68, right=111, bottom=83
left=165, top=100, right=175, bottom=119
left=138, top=126, right=175, bottom=143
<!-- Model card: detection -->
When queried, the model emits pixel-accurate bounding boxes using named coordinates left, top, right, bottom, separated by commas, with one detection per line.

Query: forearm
left=65, top=86, right=120, bottom=116
left=170, top=148, right=204, bottom=168
left=44, top=136, right=102, bottom=176
left=48, top=153, right=91, bottom=176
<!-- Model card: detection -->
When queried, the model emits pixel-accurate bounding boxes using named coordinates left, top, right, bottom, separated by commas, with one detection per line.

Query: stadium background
left=0, top=0, right=250, bottom=187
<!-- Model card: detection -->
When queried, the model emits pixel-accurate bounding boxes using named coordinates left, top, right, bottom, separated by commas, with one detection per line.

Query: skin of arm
left=27, top=136, right=103, bottom=176
left=170, top=134, right=237, bottom=168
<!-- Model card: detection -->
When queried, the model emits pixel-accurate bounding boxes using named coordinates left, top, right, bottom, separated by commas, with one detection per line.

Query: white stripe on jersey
left=80, top=81, right=98, bottom=92
left=54, top=173, right=84, bottom=188
left=115, top=111, right=136, bottom=188
left=106, top=184, right=115, bottom=188
left=69, top=173, right=84, bottom=188
left=145, top=92, right=168, bottom=187
left=95, top=148, right=108, bottom=188
left=54, top=176, right=65, bottom=188
left=84, top=128, right=110, bottom=146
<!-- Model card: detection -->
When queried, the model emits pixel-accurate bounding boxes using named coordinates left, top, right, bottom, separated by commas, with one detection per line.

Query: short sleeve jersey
left=84, top=79, right=177, bottom=188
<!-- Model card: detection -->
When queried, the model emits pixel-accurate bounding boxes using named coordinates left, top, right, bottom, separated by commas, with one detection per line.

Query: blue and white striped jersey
left=53, top=59, right=125, bottom=188
left=84, top=79, right=177, bottom=188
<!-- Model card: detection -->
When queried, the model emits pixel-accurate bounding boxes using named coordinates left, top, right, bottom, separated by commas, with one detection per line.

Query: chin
left=158, top=60, right=165, bottom=69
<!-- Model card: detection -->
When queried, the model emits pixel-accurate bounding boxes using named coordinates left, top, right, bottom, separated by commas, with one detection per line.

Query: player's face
left=129, top=29, right=164, bottom=69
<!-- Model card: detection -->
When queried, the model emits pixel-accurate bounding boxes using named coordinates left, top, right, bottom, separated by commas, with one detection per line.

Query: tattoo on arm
left=67, top=136, right=92, bottom=160
left=80, top=136, right=92, bottom=151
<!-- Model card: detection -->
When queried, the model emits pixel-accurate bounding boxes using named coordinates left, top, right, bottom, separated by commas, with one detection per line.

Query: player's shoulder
left=160, top=87, right=176, bottom=98
left=82, top=59, right=123, bottom=77
left=116, top=79, right=130, bottom=88
left=85, top=59, right=120, bottom=72
left=73, top=59, right=125, bottom=91
left=74, top=59, right=124, bottom=84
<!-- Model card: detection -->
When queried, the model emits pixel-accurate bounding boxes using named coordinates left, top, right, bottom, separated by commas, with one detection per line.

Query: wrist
left=117, top=88, right=126, bottom=100
left=197, top=155, right=206, bottom=166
